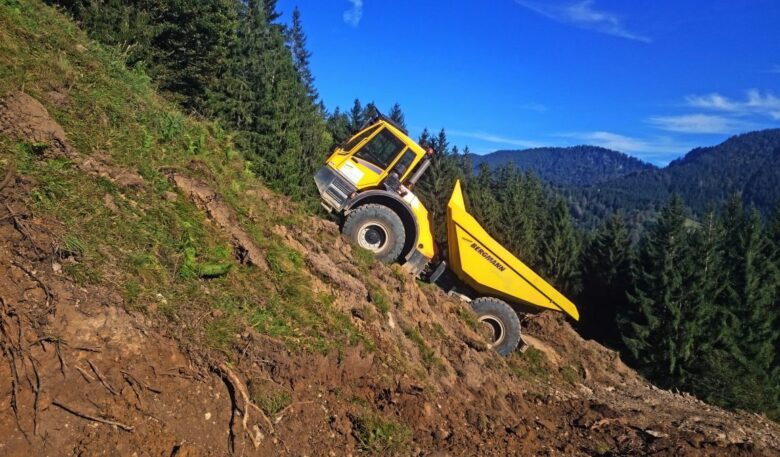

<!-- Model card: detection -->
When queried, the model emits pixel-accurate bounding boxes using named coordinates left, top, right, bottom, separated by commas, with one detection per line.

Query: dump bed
left=446, top=181, right=579, bottom=321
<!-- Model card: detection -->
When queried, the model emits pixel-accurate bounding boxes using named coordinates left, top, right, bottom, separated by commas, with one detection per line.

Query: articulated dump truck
left=314, top=115, right=579, bottom=355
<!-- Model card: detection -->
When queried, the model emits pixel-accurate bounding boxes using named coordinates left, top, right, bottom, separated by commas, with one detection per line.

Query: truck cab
left=314, top=116, right=436, bottom=274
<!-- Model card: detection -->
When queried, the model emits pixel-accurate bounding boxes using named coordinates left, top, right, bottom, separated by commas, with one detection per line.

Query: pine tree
left=209, top=0, right=325, bottom=201
left=618, top=195, right=700, bottom=385
left=464, top=163, right=500, bottom=234
left=362, top=102, right=380, bottom=122
left=54, top=0, right=237, bottom=112
left=578, top=214, right=633, bottom=347
left=348, top=99, right=364, bottom=133
left=261, top=0, right=281, bottom=22
left=415, top=129, right=463, bottom=241
left=326, top=107, right=351, bottom=147
left=493, top=165, right=545, bottom=267
left=540, top=199, right=582, bottom=297
left=288, top=7, right=318, bottom=101
left=388, top=103, right=406, bottom=130
left=713, top=201, right=780, bottom=412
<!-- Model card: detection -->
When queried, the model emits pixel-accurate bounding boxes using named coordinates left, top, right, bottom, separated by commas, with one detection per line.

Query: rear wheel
left=470, top=297, right=521, bottom=357
left=343, top=204, right=406, bottom=263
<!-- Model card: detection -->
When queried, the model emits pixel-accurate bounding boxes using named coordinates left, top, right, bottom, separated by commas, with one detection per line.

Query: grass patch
left=353, top=247, right=375, bottom=273
left=560, top=365, right=581, bottom=385
left=251, top=388, right=292, bottom=416
left=204, top=316, right=239, bottom=351
left=509, top=347, right=550, bottom=381
left=351, top=413, right=411, bottom=455
left=367, top=284, right=390, bottom=314
left=404, top=327, right=444, bottom=372
left=455, top=305, right=479, bottom=332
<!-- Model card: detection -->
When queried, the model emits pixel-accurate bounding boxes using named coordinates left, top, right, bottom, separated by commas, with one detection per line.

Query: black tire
left=470, top=297, right=521, bottom=357
left=343, top=204, right=406, bottom=263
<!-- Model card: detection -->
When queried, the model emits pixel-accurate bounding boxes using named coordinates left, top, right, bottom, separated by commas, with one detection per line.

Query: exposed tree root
left=0, top=163, right=15, bottom=191
left=87, top=359, right=119, bottom=396
left=51, top=400, right=134, bottom=432
left=213, top=363, right=274, bottom=452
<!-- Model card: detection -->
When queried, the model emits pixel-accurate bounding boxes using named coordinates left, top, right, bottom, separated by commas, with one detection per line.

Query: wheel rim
left=357, top=223, right=388, bottom=252
left=478, top=314, right=506, bottom=348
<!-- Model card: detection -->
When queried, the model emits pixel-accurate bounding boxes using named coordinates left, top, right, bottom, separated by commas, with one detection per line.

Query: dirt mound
left=0, top=91, right=72, bottom=155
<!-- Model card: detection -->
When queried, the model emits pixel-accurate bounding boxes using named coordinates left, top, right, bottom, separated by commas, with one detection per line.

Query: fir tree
left=326, top=107, right=351, bottom=147
left=388, top=102, right=406, bottom=130
left=578, top=214, right=633, bottom=347
left=288, top=7, right=318, bottom=101
left=540, top=199, right=582, bottom=297
left=348, top=99, right=364, bottom=133
left=464, top=163, right=500, bottom=234
left=415, top=129, right=463, bottom=241
left=619, top=195, right=699, bottom=385
left=493, top=165, right=545, bottom=267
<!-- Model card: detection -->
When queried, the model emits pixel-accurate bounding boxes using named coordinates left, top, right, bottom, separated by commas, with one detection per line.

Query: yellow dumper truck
left=314, top=115, right=579, bottom=355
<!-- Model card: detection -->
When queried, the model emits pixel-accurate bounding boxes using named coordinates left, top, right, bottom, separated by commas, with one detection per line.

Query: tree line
left=51, top=0, right=327, bottom=201
left=50, top=0, right=779, bottom=421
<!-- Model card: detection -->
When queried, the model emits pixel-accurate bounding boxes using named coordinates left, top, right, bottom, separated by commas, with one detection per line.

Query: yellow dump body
left=446, top=180, right=579, bottom=321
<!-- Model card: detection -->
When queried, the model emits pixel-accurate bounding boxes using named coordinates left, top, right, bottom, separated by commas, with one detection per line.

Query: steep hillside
left=469, top=146, right=656, bottom=186
left=1, top=2, right=779, bottom=456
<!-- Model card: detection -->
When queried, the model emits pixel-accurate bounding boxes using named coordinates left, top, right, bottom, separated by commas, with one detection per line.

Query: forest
left=47, top=0, right=780, bottom=421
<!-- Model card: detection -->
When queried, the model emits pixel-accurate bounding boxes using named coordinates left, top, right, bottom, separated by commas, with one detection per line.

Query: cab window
left=354, top=128, right=405, bottom=170
left=390, top=148, right=416, bottom=177
left=343, top=124, right=381, bottom=152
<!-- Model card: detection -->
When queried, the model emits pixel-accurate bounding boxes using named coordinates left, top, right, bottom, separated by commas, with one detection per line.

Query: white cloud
left=343, top=0, right=363, bottom=27
left=647, top=114, right=749, bottom=134
left=515, top=0, right=651, bottom=42
left=685, top=90, right=780, bottom=120
left=447, top=129, right=547, bottom=149
left=768, top=65, right=780, bottom=74
left=558, top=131, right=694, bottom=162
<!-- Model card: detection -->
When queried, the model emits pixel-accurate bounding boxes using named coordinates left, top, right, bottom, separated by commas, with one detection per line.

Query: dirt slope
left=1, top=2, right=779, bottom=456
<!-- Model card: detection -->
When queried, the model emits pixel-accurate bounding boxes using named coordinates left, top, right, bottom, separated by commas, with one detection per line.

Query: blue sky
left=278, top=0, right=780, bottom=165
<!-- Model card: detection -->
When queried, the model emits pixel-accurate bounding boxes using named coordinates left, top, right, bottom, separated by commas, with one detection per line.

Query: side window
left=354, top=129, right=405, bottom=170
left=343, top=124, right=381, bottom=152
left=391, top=148, right=416, bottom=177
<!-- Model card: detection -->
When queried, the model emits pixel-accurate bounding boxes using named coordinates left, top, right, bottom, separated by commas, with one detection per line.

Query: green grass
left=251, top=388, right=292, bottom=417
left=404, top=327, right=444, bottom=372
left=353, top=247, right=375, bottom=273
left=350, top=413, right=411, bottom=455
left=367, top=283, right=390, bottom=314
left=455, top=305, right=479, bottom=332
left=509, top=347, right=550, bottom=381
left=0, top=0, right=369, bottom=356
left=560, top=365, right=582, bottom=385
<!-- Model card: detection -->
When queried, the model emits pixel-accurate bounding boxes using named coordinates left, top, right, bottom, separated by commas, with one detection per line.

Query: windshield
left=342, top=124, right=381, bottom=152
left=354, top=128, right=405, bottom=170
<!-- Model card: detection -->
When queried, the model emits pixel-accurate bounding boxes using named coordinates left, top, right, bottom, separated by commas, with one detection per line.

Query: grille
left=324, top=176, right=353, bottom=208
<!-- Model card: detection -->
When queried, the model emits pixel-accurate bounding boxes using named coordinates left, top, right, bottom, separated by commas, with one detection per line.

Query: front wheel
left=470, top=297, right=521, bottom=356
left=342, top=204, right=406, bottom=263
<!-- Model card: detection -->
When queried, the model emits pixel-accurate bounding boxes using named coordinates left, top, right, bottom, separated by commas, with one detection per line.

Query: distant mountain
left=588, top=129, right=780, bottom=217
left=469, top=145, right=656, bottom=186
